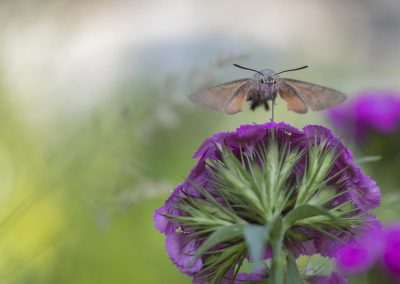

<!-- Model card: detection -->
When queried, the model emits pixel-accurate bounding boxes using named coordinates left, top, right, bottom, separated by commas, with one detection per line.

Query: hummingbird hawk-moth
left=189, top=64, right=347, bottom=121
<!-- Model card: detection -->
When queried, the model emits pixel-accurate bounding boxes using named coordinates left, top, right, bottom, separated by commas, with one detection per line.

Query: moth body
left=249, top=69, right=279, bottom=111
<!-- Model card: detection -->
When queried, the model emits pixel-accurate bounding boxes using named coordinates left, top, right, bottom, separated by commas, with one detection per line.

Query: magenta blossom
left=335, top=223, right=400, bottom=280
left=154, top=122, right=380, bottom=283
left=382, top=224, right=400, bottom=276
left=336, top=221, right=383, bottom=274
left=326, top=91, right=400, bottom=141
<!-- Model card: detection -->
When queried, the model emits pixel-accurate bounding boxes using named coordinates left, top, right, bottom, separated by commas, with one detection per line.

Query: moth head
left=265, top=75, right=276, bottom=86
left=253, top=69, right=276, bottom=86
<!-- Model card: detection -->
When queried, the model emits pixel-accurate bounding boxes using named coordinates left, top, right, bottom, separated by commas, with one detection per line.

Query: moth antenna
left=233, top=64, right=264, bottom=76
left=274, top=65, right=308, bottom=76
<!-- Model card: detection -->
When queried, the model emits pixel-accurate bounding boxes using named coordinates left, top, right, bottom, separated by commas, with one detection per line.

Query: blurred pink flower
left=326, top=91, right=400, bottom=141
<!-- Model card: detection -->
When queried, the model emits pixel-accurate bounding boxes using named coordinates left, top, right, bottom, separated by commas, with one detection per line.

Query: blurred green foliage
left=0, top=83, right=193, bottom=283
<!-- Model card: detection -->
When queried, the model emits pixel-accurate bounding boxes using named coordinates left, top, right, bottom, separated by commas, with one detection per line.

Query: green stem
left=270, top=238, right=286, bottom=284
left=269, top=218, right=286, bottom=284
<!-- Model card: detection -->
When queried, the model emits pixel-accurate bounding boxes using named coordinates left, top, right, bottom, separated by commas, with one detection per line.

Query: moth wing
left=278, top=79, right=308, bottom=113
left=224, top=81, right=253, bottom=114
left=189, top=79, right=250, bottom=114
left=282, top=78, right=347, bottom=111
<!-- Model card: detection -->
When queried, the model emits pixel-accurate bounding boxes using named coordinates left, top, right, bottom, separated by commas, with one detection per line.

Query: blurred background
left=1, top=0, right=400, bottom=283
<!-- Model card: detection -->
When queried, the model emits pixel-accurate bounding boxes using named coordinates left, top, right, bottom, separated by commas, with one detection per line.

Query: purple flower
left=154, top=122, right=381, bottom=283
left=234, top=272, right=265, bottom=282
left=382, top=224, right=400, bottom=276
left=334, top=222, right=400, bottom=280
left=335, top=222, right=383, bottom=274
left=326, top=91, right=400, bottom=141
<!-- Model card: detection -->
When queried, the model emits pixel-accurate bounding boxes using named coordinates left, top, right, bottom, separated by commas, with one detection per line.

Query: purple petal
left=234, top=272, right=266, bottom=283
left=166, top=233, right=203, bottom=275
left=153, top=186, right=182, bottom=234
left=335, top=220, right=383, bottom=273
left=383, top=224, right=400, bottom=276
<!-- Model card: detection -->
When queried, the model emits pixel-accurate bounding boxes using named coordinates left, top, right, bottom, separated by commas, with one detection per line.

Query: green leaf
left=296, top=254, right=333, bottom=278
left=285, top=254, right=302, bottom=284
left=243, top=224, right=272, bottom=271
left=195, top=224, right=244, bottom=257
left=284, top=205, right=336, bottom=227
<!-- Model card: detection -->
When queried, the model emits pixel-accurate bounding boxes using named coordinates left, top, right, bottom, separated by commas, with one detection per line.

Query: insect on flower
left=189, top=64, right=347, bottom=121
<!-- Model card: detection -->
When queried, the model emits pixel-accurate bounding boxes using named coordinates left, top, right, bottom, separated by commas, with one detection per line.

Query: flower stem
left=269, top=217, right=286, bottom=284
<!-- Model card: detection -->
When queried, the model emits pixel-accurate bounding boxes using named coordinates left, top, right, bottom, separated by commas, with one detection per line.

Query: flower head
left=335, top=222, right=383, bottom=274
left=334, top=222, right=400, bottom=281
left=326, top=91, right=400, bottom=141
left=154, top=122, right=380, bottom=283
left=382, top=224, right=400, bottom=276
